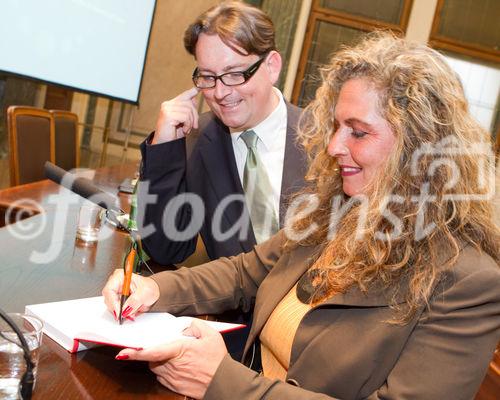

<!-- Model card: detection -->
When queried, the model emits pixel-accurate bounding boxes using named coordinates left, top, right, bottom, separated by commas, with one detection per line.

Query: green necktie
left=240, top=130, right=279, bottom=243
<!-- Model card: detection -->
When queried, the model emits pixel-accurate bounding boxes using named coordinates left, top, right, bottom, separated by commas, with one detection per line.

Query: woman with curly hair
left=103, top=32, right=500, bottom=400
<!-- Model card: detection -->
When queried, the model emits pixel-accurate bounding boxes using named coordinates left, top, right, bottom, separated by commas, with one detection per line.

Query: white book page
left=26, top=296, right=244, bottom=351
left=77, top=308, right=192, bottom=349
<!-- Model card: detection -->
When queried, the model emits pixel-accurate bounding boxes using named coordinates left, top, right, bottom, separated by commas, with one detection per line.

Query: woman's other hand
left=115, top=319, right=228, bottom=399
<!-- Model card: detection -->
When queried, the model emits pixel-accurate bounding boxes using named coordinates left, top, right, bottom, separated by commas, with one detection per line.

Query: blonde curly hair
left=287, top=31, right=499, bottom=322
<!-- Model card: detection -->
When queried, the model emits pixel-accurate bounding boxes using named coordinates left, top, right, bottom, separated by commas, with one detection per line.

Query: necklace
left=296, top=269, right=329, bottom=304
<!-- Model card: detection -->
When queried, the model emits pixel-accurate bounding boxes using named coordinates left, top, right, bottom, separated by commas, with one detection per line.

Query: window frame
left=429, top=0, right=500, bottom=64
left=291, top=0, right=413, bottom=105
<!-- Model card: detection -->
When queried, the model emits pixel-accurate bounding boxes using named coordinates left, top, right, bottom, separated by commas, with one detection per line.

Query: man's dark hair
left=184, top=0, right=276, bottom=57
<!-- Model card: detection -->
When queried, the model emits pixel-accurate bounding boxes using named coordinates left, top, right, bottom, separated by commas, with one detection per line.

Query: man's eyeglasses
left=192, top=56, right=267, bottom=89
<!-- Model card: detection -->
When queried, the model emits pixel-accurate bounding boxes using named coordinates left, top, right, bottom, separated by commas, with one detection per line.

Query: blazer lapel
left=198, top=118, right=255, bottom=252
left=279, top=103, right=307, bottom=226
left=243, top=243, right=318, bottom=358
left=242, top=242, right=410, bottom=361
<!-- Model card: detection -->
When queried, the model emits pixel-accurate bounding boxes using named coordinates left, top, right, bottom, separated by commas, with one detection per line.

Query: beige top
left=259, top=283, right=312, bottom=380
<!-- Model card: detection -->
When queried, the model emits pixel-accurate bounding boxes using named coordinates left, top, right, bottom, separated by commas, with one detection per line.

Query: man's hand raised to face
left=152, top=87, right=200, bottom=145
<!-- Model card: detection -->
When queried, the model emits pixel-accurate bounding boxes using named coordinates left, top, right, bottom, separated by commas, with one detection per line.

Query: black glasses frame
left=192, top=56, right=267, bottom=89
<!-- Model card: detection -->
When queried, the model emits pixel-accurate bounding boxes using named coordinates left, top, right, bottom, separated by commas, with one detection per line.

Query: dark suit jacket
left=139, top=102, right=306, bottom=265
left=150, top=231, right=500, bottom=400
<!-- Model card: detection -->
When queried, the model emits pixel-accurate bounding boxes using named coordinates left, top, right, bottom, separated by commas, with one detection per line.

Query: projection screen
left=0, top=0, right=156, bottom=104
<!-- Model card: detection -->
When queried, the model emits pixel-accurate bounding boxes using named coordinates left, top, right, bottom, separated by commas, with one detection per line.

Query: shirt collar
left=231, top=88, right=287, bottom=150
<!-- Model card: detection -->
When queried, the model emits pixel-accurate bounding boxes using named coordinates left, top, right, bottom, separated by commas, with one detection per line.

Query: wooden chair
left=49, top=110, right=79, bottom=171
left=7, top=106, right=55, bottom=186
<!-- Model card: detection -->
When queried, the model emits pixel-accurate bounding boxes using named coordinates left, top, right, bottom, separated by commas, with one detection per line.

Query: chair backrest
left=49, top=110, right=79, bottom=171
left=7, top=106, right=55, bottom=186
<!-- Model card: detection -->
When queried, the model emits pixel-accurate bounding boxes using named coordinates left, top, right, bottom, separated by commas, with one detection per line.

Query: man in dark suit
left=139, top=1, right=307, bottom=266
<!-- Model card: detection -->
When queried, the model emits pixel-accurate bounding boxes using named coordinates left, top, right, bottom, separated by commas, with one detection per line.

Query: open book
left=25, top=296, right=245, bottom=353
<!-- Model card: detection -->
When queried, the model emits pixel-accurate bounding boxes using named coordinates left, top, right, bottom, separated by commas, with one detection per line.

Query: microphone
left=44, top=162, right=151, bottom=274
left=0, top=309, right=35, bottom=400
left=44, top=162, right=126, bottom=229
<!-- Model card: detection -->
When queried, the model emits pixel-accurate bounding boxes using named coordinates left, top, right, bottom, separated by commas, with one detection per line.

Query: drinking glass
left=0, top=313, right=43, bottom=400
left=76, top=204, right=103, bottom=243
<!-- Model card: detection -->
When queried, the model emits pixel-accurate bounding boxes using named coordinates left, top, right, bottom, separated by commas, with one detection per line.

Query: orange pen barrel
left=121, top=247, right=136, bottom=297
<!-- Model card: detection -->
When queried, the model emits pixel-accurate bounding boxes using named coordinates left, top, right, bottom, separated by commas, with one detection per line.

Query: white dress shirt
left=230, top=88, right=287, bottom=217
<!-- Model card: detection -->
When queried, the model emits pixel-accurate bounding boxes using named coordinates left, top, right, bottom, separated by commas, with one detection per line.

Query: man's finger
left=176, top=87, right=199, bottom=101
left=192, top=100, right=199, bottom=130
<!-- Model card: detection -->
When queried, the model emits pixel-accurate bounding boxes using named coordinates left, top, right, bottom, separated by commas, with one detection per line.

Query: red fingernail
left=115, top=354, right=129, bottom=360
left=113, top=310, right=117, bottom=320
left=122, top=306, right=132, bottom=317
left=126, top=315, right=135, bottom=322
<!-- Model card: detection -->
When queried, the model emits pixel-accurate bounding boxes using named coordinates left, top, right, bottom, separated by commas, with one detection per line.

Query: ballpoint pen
left=118, top=241, right=137, bottom=325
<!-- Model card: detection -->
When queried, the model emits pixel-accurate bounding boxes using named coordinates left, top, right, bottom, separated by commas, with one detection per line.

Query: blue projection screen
left=0, top=0, right=156, bottom=104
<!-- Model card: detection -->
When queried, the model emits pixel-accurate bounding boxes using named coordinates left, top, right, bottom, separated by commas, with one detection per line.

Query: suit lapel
left=197, top=103, right=309, bottom=252
left=198, top=117, right=255, bottom=252
left=279, top=103, right=307, bottom=226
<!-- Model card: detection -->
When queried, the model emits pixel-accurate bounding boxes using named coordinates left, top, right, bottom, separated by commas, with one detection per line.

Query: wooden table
left=0, top=163, right=184, bottom=399
left=1, top=163, right=497, bottom=399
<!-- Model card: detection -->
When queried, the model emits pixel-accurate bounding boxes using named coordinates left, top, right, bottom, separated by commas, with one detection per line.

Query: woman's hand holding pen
left=102, top=269, right=160, bottom=320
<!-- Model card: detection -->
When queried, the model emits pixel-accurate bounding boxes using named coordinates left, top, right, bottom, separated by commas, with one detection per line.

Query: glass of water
left=76, top=204, right=103, bottom=244
left=0, top=313, right=43, bottom=400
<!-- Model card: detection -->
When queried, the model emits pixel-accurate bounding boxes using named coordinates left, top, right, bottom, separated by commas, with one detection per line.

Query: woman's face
left=328, top=78, right=397, bottom=196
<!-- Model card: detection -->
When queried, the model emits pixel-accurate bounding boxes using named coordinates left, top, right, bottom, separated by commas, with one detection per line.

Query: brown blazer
left=150, top=231, right=500, bottom=399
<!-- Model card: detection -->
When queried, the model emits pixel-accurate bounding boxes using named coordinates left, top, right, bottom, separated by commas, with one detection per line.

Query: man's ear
left=265, top=50, right=282, bottom=85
